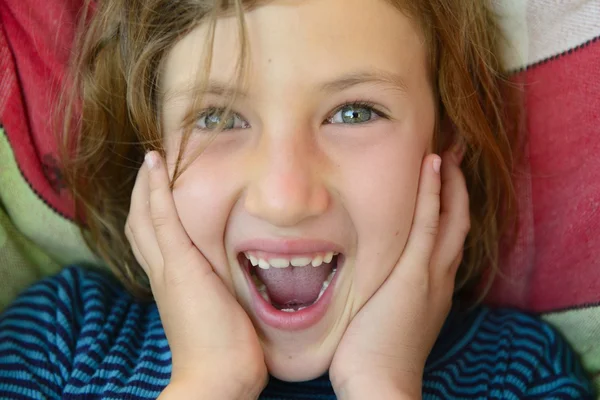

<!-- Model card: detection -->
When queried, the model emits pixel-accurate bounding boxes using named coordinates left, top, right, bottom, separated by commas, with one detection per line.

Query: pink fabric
left=0, top=0, right=83, bottom=219
left=487, top=40, right=600, bottom=312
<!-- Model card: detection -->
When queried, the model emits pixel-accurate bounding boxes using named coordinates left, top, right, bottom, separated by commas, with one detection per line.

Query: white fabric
left=495, top=0, right=600, bottom=71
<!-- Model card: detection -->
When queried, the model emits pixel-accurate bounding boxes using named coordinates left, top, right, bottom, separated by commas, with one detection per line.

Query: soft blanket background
left=1, top=0, right=599, bottom=393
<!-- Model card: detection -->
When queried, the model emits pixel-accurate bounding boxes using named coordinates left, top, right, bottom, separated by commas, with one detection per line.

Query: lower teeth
left=280, top=306, right=307, bottom=313
left=253, top=268, right=337, bottom=312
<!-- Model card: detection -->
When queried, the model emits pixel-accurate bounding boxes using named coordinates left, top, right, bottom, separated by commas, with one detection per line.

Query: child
left=0, top=0, right=594, bottom=398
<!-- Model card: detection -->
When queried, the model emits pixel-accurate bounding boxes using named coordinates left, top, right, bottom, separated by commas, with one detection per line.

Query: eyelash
left=324, top=101, right=389, bottom=124
left=195, top=107, right=249, bottom=130
left=195, top=101, right=389, bottom=131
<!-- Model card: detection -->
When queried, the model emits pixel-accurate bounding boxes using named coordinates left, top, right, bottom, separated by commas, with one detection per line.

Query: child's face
left=160, top=0, right=435, bottom=381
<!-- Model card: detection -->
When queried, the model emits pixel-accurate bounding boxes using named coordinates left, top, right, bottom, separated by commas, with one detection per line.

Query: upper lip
left=234, top=238, right=344, bottom=255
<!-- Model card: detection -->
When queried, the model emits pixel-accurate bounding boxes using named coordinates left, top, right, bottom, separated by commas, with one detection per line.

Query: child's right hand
left=125, top=151, right=268, bottom=399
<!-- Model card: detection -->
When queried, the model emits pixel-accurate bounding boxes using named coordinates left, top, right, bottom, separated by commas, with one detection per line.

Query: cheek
left=335, top=131, right=427, bottom=300
left=166, top=130, right=247, bottom=253
left=171, top=162, right=239, bottom=276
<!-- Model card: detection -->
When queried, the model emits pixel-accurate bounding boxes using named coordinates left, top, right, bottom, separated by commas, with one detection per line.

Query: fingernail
left=145, top=152, right=157, bottom=169
left=432, top=156, right=442, bottom=174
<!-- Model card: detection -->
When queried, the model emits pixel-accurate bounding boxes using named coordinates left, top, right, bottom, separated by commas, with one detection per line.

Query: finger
left=432, top=250, right=462, bottom=296
left=398, top=154, right=442, bottom=273
left=430, top=150, right=470, bottom=275
left=126, top=162, right=163, bottom=270
left=145, top=151, right=199, bottom=268
left=125, top=222, right=150, bottom=274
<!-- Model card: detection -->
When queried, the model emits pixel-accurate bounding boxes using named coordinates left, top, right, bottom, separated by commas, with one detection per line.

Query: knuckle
left=456, top=248, right=465, bottom=263
left=124, top=221, right=136, bottom=243
left=453, top=253, right=464, bottom=273
left=422, top=221, right=439, bottom=237
left=457, top=223, right=469, bottom=239
left=149, top=184, right=167, bottom=200
left=124, top=220, right=131, bottom=236
left=124, top=228, right=132, bottom=244
left=127, top=196, right=135, bottom=210
left=132, top=251, right=147, bottom=272
left=462, top=222, right=471, bottom=237
left=151, top=212, right=170, bottom=230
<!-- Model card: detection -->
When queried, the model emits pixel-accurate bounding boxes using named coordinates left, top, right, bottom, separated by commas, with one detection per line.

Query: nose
left=244, top=131, right=330, bottom=227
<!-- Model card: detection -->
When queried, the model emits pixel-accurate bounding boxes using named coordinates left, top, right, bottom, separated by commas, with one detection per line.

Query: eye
left=196, top=108, right=249, bottom=131
left=327, top=102, right=386, bottom=125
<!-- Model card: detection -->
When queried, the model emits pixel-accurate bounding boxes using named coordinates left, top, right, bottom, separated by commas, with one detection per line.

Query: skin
left=129, top=149, right=467, bottom=399
left=158, top=0, right=436, bottom=381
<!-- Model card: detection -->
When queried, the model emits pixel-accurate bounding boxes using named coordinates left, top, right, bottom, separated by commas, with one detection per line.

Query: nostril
left=243, top=172, right=330, bottom=228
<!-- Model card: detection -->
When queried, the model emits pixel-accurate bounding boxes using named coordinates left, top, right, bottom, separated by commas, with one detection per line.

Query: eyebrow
left=163, top=81, right=247, bottom=100
left=200, top=82, right=248, bottom=98
left=319, top=70, right=409, bottom=94
left=165, top=69, right=408, bottom=100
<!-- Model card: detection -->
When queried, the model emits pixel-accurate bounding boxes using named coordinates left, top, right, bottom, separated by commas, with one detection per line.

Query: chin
left=264, top=345, right=334, bottom=382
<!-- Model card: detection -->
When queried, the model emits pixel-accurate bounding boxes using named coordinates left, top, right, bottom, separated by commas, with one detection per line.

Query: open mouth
left=238, top=251, right=341, bottom=313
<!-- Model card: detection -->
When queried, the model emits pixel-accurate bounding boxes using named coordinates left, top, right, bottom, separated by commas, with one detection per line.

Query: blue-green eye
left=328, top=103, right=383, bottom=124
left=197, top=108, right=249, bottom=130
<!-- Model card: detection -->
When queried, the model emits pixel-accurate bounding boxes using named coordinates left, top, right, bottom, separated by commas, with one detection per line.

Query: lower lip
left=243, top=258, right=341, bottom=331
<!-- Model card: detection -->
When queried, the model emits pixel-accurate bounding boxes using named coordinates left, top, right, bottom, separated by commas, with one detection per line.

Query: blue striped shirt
left=0, top=267, right=594, bottom=399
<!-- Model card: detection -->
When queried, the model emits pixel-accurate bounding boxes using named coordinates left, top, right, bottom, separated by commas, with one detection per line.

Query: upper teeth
left=245, top=251, right=337, bottom=270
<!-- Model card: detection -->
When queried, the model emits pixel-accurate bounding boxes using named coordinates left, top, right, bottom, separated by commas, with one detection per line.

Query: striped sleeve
left=523, top=318, right=595, bottom=399
left=0, top=268, right=83, bottom=399
left=486, top=310, right=594, bottom=399
left=0, top=267, right=171, bottom=399
left=423, top=308, right=595, bottom=399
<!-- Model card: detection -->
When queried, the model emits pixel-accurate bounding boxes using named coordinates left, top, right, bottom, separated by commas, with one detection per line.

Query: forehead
left=161, top=0, right=427, bottom=99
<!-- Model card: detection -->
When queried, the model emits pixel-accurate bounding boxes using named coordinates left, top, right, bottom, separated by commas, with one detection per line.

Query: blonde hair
left=60, top=0, right=521, bottom=299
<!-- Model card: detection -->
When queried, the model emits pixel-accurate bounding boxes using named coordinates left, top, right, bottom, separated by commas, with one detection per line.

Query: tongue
left=255, top=263, right=333, bottom=307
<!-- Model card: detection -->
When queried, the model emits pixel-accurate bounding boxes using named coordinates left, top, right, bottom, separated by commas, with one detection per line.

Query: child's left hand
left=329, top=150, right=469, bottom=400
